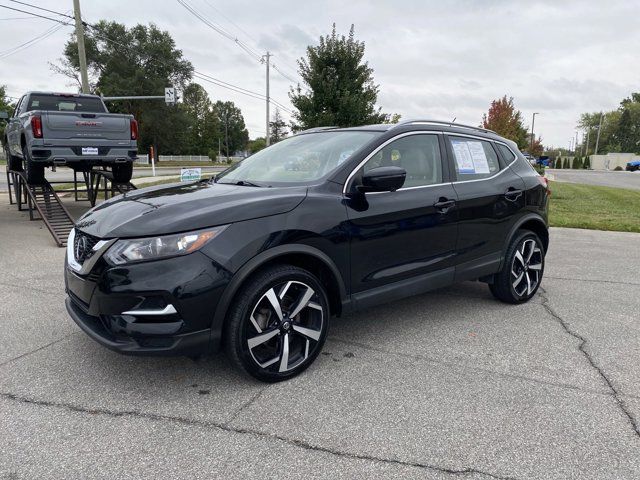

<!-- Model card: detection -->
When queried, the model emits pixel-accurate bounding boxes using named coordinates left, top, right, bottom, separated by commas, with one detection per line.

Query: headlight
left=104, top=226, right=227, bottom=265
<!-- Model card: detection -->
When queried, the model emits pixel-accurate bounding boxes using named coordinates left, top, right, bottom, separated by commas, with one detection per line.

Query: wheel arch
left=211, top=244, right=348, bottom=346
left=500, top=214, right=549, bottom=269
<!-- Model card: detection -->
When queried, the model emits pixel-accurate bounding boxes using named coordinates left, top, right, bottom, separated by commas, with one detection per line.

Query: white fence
left=135, top=154, right=243, bottom=164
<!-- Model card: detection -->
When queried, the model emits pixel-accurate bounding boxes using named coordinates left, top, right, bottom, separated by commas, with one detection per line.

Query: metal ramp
left=6, top=169, right=74, bottom=247
left=5, top=167, right=136, bottom=247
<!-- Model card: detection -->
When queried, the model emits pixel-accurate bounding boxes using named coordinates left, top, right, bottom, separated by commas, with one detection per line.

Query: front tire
left=224, top=265, right=330, bottom=382
left=489, top=230, right=545, bottom=304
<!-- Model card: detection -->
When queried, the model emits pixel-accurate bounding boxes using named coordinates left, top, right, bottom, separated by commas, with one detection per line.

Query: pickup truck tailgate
left=43, top=112, right=130, bottom=140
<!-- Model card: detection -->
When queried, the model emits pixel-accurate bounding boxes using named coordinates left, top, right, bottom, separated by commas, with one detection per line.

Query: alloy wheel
left=511, top=238, right=543, bottom=297
left=245, top=280, right=324, bottom=373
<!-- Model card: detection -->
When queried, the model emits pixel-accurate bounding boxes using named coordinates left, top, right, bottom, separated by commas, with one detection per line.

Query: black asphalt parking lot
left=1, top=195, right=639, bottom=479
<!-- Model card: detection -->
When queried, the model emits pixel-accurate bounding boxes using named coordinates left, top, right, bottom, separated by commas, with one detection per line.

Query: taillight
left=130, top=119, right=138, bottom=140
left=31, top=115, right=43, bottom=138
left=537, top=175, right=550, bottom=195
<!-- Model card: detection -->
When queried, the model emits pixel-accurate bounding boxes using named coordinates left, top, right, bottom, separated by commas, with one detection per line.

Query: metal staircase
left=6, top=169, right=75, bottom=247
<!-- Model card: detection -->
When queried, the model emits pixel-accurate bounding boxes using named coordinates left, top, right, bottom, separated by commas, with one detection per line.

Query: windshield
left=216, top=131, right=380, bottom=186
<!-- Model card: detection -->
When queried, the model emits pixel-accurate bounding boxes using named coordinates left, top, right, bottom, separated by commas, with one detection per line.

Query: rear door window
left=447, top=136, right=501, bottom=181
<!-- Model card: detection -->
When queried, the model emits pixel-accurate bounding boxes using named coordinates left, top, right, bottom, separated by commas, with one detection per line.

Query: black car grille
left=74, top=230, right=101, bottom=264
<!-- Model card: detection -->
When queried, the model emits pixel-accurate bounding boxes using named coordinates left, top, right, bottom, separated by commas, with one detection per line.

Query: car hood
left=75, top=181, right=308, bottom=238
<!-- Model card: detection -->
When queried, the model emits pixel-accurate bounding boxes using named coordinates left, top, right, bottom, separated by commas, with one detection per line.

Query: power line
left=193, top=72, right=294, bottom=115
left=0, top=4, right=71, bottom=25
left=8, top=0, right=74, bottom=20
left=0, top=21, right=68, bottom=59
left=176, top=0, right=263, bottom=62
left=181, top=0, right=300, bottom=86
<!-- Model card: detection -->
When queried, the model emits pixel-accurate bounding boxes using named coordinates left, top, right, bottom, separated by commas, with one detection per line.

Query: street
left=548, top=169, right=640, bottom=190
left=1, top=195, right=639, bottom=479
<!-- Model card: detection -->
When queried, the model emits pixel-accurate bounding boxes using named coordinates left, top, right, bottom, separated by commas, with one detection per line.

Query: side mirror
left=358, top=166, right=406, bottom=193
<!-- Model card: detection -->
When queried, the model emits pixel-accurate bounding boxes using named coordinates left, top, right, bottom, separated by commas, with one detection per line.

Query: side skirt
left=350, top=267, right=454, bottom=311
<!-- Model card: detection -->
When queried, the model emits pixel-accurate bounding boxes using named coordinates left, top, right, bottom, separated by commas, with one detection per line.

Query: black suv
left=65, top=120, right=550, bottom=382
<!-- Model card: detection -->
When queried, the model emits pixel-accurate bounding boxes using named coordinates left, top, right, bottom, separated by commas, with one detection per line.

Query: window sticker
left=451, top=140, right=475, bottom=173
left=451, top=140, right=490, bottom=174
left=466, top=141, right=490, bottom=174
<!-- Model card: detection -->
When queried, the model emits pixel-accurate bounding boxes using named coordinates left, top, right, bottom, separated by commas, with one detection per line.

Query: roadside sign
left=165, top=87, right=176, bottom=105
left=180, top=167, right=201, bottom=182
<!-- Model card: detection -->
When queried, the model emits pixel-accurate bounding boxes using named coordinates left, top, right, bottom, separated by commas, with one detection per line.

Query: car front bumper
left=64, top=251, right=231, bottom=356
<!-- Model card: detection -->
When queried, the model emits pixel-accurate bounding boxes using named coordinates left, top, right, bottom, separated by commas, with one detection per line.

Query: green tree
left=182, top=83, right=220, bottom=155
left=0, top=86, right=15, bottom=145
left=481, top=96, right=529, bottom=149
left=53, top=21, right=193, bottom=155
left=583, top=156, right=591, bottom=169
left=269, top=108, right=288, bottom=144
left=248, top=137, right=267, bottom=154
left=214, top=101, right=249, bottom=156
left=290, top=24, right=389, bottom=129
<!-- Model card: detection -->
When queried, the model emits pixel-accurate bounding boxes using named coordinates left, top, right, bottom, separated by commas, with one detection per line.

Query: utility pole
left=530, top=112, right=539, bottom=152
left=585, top=128, right=590, bottom=157
left=594, top=112, right=604, bottom=155
left=264, top=51, right=271, bottom=146
left=73, top=0, right=90, bottom=94
left=225, top=110, right=229, bottom=162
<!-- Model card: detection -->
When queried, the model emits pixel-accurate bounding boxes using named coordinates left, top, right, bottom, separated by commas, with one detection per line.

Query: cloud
left=1, top=0, right=637, bottom=146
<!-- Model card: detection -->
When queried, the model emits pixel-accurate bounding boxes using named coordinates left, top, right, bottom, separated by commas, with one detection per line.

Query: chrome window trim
left=342, top=131, right=520, bottom=195
left=342, top=131, right=445, bottom=195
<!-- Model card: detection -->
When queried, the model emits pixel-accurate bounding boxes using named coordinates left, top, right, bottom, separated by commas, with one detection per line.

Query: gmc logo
left=75, top=121, right=102, bottom=127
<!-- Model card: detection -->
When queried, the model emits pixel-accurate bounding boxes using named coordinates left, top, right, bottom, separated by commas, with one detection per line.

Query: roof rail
left=297, top=126, right=339, bottom=134
left=391, top=119, right=497, bottom=135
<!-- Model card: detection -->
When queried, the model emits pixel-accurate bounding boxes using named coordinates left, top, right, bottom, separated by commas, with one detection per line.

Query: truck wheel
left=112, top=163, right=133, bottom=184
left=4, top=144, right=22, bottom=172
left=21, top=145, right=45, bottom=185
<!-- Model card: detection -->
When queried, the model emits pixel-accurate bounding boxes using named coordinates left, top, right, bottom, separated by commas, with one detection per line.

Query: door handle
left=504, top=188, right=523, bottom=202
left=434, top=198, right=456, bottom=213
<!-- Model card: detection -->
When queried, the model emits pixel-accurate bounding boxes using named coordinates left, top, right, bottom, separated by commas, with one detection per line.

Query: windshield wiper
left=217, top=179, right=265, bottom=187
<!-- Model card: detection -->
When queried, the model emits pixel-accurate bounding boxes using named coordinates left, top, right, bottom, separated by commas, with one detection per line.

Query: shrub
left=583, top=156, right=591, bottom=169
left=614, top=166, right=624, bottom=171
left=571, top=156, right=579, bottom=169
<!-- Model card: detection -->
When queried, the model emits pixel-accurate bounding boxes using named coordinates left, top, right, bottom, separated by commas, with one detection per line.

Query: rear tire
left=21, top=145, right=45, bottom=185
left=489, top=230, right=545, bottom=304
left=112, top=163, right=133, bottom=184
left=224, top=265, right=330, bottom=382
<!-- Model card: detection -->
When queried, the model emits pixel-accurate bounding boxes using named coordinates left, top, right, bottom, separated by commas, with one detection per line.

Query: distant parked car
left=536, top=156, right=550, bottom=167
left=626, top=160, right=640, bottom=172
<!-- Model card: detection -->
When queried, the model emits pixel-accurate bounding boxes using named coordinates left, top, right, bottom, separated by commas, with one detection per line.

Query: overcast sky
left=1, top=0, right=638, bottom=147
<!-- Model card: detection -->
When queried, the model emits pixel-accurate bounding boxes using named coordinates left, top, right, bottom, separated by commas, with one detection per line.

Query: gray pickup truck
left=2, top=92, right=138, bottom=184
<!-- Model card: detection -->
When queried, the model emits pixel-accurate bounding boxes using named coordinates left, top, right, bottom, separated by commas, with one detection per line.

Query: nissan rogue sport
left=65, top=120, right=550, bottom=382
